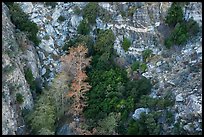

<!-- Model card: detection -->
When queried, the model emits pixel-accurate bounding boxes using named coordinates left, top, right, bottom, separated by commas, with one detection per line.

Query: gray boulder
left=70, top=15, right=83, bottom=29
left=52, top=8, right=61, bottom=22
left=19, top=2, right=33, bottom=14
left=176, top=93, right=184, bottom=102
left=132, top=108, right=150, bottom=120
left=41, top=67, right=46, bottom=76
left=39, top=39, right=54, bottom=53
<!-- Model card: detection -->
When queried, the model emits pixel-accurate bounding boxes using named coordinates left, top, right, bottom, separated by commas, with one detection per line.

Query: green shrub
left=62, top=35, right=94, bottom=55
left=90, top=54, right=114, bottom=71
left=137, top=95, right=157, bottom=108
left=43, top=35, right=50, bottom=40
left=44, top=2, right=57, bottom=9
left=77, top=19, right=91, bottom=35
left=96, top=112, right=119, bottom=134
left=9, top=3, right=28, bottom=29
left=4, top=2, right=14, bottom=7
left=127, top=119, right=140, bottom=135
left=94, top=29, right=116, bottom=61
left=84, top=68, right=127, bottom=120
left=173, top=2, right=190, bottom=7
left=24, top=68, right=36, bottom=91
left=62, top=38, right=76, bottom=52
left=164, top=22, right=189, bottom=48
left=165, top=2, right=183, bottom=27
left=137, top=95, right=174, bottom=110
left=142, top=49, right=153, bottom=61
left=125, top=77, right=152, bottom=103
left=140, top=63, right=148, bottom=73
left=121, top=11, right=126, bottom=17
left=28, top=32, right=40, bottom=46
left=8, top=3, right=40, bottom=46
left=122, top=37, right=131, bottom=52
left=98, top=6, right=111, bottom=23
left=38, top=128, right=54, bottom=135
left=16, top=93, right=24, bottom=104
left=26, top=93, right=56, bottom=134
left=186, top=18, right=200, bottom=37
left=131, top=61, right=140, bottom=71
left=76, top=35, right=94, bottom=56
left=73, top=6, right=81, bottom=15
left=166, top=111, right=174, bottom=123
left=164, top=3, right=199, bottom=49
left=164, top=37, right=174, bottom=49
left=131, top=61, right=147, bottom=73
left=173, top=23, right=188, bottom=45
left=3, top=65, right=15, bottom=73
left=173, top=120, right=186, bottom=135
left=82, top=2, right=99, bottom=25
left=58, top=15, right=66, bottom=22
left=127, top=113, right=161, bottom=135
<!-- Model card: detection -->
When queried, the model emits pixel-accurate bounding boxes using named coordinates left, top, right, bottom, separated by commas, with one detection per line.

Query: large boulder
left=70, top=15, right=83, bottom=29
left=45, top=24, right=55, bottom=35
left=132, top=108, right=150, bottom=120
left=176, top=93, right=184, bottom=102
left=52, top=8, right=61, bottom=22
left=18, top=2, right=33, bottom=14
left=39, top=38, right=55, bottom=53
left=41, top=67, right=46, bottom=76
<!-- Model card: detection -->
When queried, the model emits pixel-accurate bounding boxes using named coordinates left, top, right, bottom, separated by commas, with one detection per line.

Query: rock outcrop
left=132, top=108, right=150, bottom=120
left=2, top=2, right=202, bottom=135
left=2, top=3, right=42, bottom=135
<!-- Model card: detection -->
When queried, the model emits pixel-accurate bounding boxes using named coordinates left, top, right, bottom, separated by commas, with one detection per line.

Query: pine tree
left=26, top=92, right=56, bottom=134
left=49, top=71, right=69, bottom=120
left=96, top=112, right=120, bottom=135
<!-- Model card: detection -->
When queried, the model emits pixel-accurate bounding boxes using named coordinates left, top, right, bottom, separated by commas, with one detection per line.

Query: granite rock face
left=2, top=3, right=35, bottom=135
left=2, top=2, right=202, bottom=135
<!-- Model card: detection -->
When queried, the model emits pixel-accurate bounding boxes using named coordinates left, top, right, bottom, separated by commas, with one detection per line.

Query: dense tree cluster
left=165, top=2, right=184, bottom=27
left=81, top=28, right=153, bottom=135
left=164, top=2, right=199, bottom=48
left=82, top=2, right=99, bottom=25
left=77, top=19, right=91, bottom=35
left=6, top=3, right=40, bottom=46
left=24, top=70, right=71, bottom=135
left=25, top=91, right=56, bottom=134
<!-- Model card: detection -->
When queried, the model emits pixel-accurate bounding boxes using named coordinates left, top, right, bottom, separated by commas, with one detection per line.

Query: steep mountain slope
left=2, top=2, right=202, bottom=135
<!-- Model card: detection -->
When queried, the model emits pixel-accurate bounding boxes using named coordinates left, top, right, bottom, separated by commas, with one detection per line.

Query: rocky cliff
left=2, top=2, right=202, bottom=135
left=2, top=3, right=42, bottom=135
